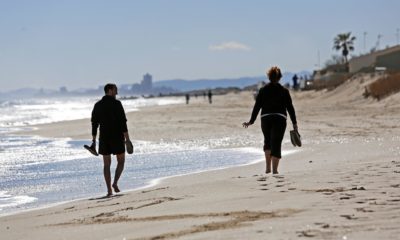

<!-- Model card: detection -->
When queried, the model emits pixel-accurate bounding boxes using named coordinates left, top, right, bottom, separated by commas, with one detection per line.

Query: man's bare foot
left=112, top=184, right=120, bottom=193
left=265, top=169, right=271, bottom=174
left=106, top=192, right=113, bottom=197
left=273, top=171, right=279, bottom=174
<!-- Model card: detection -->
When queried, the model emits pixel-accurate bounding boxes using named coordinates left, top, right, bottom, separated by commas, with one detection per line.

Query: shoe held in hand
left=84, top=142, right=99, bottom=156
left=126, top=140, right=134, bottom=154
left=290, top=130, right=302, bottom=147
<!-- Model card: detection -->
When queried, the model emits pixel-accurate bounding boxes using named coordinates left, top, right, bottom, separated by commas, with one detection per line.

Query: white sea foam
left=0, top=191, right=37, bottom=209
left=0, top=96, right=183, bottom=128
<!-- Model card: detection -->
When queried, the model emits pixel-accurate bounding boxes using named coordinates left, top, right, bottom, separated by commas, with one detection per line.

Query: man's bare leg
left=272, top=156, right=280, bottom=174
left=112, top=153, right=125, bottom=193
left=103, top=155, right=113, bottom=196
left=265, top=150, right=272, bottom=174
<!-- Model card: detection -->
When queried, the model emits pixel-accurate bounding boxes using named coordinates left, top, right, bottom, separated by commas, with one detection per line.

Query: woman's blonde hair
left=267, top=66, right=282, bottom=83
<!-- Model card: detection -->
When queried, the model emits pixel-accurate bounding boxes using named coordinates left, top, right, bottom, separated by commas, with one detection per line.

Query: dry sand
left=2, top=75, right=400, bottom=239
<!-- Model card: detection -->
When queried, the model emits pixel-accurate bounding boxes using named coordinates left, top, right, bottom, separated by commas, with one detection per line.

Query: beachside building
left=349, top=45, right=400, bottom=73
left=311, top=63, right=350, bottom=90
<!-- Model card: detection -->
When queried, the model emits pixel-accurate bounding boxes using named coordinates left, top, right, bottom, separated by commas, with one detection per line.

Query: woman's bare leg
left=265, top=150, right=272, bottom=173
left=272, top=156, right=281, bottom=174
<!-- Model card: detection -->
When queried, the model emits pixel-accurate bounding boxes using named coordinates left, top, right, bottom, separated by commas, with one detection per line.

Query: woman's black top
left=249, top=83, right=297, bottom=125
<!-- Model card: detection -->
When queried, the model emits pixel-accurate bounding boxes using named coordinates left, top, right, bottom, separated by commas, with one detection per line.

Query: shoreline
left=0, top=147, right=263, bottom=217
left=2, top=145, right=295, bottom=217
left=0, top=141, right=267, bottom=217
left=1, top=151, right=264, bottom=217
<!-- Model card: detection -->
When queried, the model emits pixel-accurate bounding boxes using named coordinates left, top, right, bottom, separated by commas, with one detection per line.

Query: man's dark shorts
left=99, top=137, right=125, bottom=155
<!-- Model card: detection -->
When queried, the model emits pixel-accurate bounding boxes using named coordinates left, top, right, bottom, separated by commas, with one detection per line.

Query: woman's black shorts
left=261, top=115, right=287, bottom=158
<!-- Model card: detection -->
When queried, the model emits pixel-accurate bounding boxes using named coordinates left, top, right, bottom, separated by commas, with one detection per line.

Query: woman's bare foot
left=273, top=171, right=279, bottom=174
left=106, top=192, right=113, bottom=197
left=112, top=183, right=120, bottom=193
left=265, top=169, right=271, bottom=174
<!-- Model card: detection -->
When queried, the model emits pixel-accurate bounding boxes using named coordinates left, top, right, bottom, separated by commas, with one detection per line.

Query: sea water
left=0, top=96, right=183, bottom=127
left=0, top=96, right=265, bottom=215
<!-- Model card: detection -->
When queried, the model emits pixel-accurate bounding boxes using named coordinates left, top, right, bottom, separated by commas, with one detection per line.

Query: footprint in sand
left=339, top=193, right=356, bottom=200
left=296, top=229, right=319, bottom=237
left=355, top=207, right=374, bottom=212
left=257, top=177, right=267, bottom=182
left=388, top=199, right=400, bottom=202
left=340, top=214, right=358, bottom=220
left=340, top=196, right=351, bottom=200
left=273, top=175, right=284, bottom=179
left=351, top=187, right=366, bottom=191
left=314, top=222, right=330, bottom=228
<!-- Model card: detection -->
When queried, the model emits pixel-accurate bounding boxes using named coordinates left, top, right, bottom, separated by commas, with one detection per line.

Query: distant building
left=311, top=63, right=350, bottom=90
left=59, top=86, right=68, bottom=93
left=142, top=73, right=153, bottom=91
left=131, top=73, right=153, bottom=93
left=127, top=73, right=176, bottom=95
left=349, top=45, right=400, bottom=73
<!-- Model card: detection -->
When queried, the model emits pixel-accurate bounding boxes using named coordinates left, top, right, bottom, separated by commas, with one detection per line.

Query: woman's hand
left=242, top=122, right=252, bottom=128
left=293, top=123, right=298, bottom=131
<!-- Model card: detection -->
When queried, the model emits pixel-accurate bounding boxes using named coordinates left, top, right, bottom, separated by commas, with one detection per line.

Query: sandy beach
left=2, top=75, right=400, bottom=239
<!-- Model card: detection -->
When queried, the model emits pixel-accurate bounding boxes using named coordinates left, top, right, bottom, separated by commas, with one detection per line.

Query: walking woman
left=243, top=66, right=298, bottom=174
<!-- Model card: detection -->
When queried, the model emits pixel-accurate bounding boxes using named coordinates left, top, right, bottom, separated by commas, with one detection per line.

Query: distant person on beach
left=208, top=90, right=213, bottom=104
left=243, top=67, right=298, bottom=174
left=91, top=83, right=132, bottom=196
left=292, top=74, right=298, bottom=90
left=185, top=93, right=190, bottom=104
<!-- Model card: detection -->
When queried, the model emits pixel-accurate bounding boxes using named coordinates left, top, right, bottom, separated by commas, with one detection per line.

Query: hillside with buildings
left=307, top=44, right=400, bottom=96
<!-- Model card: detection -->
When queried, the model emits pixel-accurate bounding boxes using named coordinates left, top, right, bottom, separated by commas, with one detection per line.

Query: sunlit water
left=0, top=135, right=265, bottom=215
left=0, top=96, right=183, bottom=127
left=0, top=96, right=270, bottom=215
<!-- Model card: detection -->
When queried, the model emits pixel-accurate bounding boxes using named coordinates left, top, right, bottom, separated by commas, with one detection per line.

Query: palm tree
left=333, top=32, right=356, bottom=63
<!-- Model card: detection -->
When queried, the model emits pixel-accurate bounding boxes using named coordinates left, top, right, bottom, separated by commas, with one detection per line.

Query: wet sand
left=2, top=75, right=400, bottom=239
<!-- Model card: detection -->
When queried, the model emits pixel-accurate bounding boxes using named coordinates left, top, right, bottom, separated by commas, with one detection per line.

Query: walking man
left=90, top=83, right=132, bottom=197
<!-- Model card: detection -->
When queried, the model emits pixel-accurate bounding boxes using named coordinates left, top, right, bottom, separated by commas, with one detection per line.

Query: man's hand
left=84, top=139, right=99, bottom=156
left=126, top=139, right=134, bottom=154
left=90, top=140, right=96, bottom=148
left=123, top=132, right=130, bottom=141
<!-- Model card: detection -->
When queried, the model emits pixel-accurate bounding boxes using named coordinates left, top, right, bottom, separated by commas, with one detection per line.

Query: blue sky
left=0, top=0, right=399, bottom=91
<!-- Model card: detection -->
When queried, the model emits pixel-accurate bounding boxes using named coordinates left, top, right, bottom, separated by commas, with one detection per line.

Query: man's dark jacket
left=91, top=95, right=128, bottom=140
